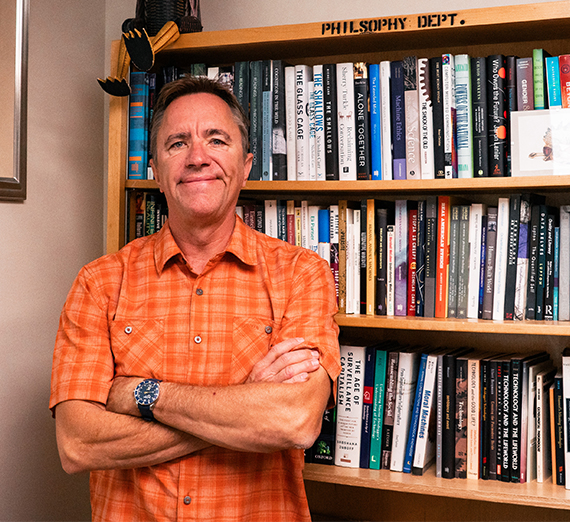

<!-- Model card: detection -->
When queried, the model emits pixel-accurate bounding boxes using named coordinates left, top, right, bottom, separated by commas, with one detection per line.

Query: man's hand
left=246, top=338, right=321, bottom=384
left=107, top=376, right=144, bottom=416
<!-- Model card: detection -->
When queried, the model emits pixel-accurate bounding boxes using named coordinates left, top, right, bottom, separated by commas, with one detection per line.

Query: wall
left=0, top=1, right=104, bottom=520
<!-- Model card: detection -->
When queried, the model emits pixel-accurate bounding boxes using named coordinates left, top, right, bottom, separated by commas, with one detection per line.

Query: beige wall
left=0, top=0, right=556, bottom=520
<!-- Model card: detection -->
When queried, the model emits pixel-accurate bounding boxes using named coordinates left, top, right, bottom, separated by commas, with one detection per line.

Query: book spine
left=430, top=57, right=445, bottom=179
left=418, top=58, right=434, bottom=180
left=516, top=57, right=534, bottom=111
left=470, top=57, right=489, bottom=177
left=295, top=65, right=312, bottom=180
left=323, top=64, right=340, bottom=180
left=500, top=360, right=511, bottom=482
left=487, top=55, right=507, bottom=177
left=390, top=61, right=407, bottom=179
left=442, top=54, right=457, bottom=178
left=403, top=56, right=421, bottom=180
left=360, top=346, right=376, bottom=468
left=467, top=204, right=484, bottom=318
left=128, top=71, right=149, bottom=180
left=366, top=200, right=376, bottom=315
left=467, top=358, right=481, bottom=479
left=559, top=206, right=570, bottom=321
left=456, top=205, right=470, bottom=318
left=455, top=357, right=468, bottom=478
left=533, top=48, right=550, bottom=110
left=335, top=345, right=366, bottom=467
left=369, top=63, right=382, bottom=180
left=415, top=200, right=426, bottom=317
left=381, top=351, right=399, bottom=468
left=424, top=196, right=438, bottom=317
left=526, top=204, right=541, bottom=319
left=447, top=206, right=460, bottom=318
left=376, top=206, right=389, bottom=315
left=387, top=225, right=395, bottom=316
left=394, top=200, right=408, bottom=316
left=504, top=194, right=521, bottom=320
left=313, top=65, right=326, bottom=181
left=492, top=198, right=510, bottom=321
left=554, top=375, right=565, bottom=485
left=354, top=63, right=371, bottom=180
left=337, top=62, right=357, bottom=180
left=308, top=81, right=317, bottom=181
left=510, top=359, right=522, bottom=482
left=544, top=212, right=556, bottom=320
left=455, top=54, right=473, bottom=178
left=249, top=61, right=263, bottom=180
left=536, top=205, right=548, bottom=320
left=370, top=349, right=387, bottom=469
left=234, top=61, right=251, bottom=115
left=271, top=60, right=288, bottom=181
left=329, top=204, right=340, bottom=302
left=482, top=207, right=498, bottom=320
left=285, top=66, right=297, bottom=181
left=262, top=60, right=273, bottom=181
left=514, top=196, right=532, bottom=320
left=380, top=61, right=393, bottom=180
left=545, top=56, right=562, bottom=109
left=560, top=54, right=570, bottom=109
left=442, top=354, right=457, bottom=478
left=403, top=353, right=427, bottom=473
left=407, top=207, right=418, bottom=316
left=338, top=200, right=348, bottom=313
left=478, top=215, right=488, bottom=318
left=435, top=196, right=451, bottom=318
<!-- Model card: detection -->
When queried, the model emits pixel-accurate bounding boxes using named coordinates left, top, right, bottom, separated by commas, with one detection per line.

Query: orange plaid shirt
left=50, top=217, right=340, bottom=522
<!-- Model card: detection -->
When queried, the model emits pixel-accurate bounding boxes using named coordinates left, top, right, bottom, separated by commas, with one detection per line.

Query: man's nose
left=186, top=140, right=210, bottom=167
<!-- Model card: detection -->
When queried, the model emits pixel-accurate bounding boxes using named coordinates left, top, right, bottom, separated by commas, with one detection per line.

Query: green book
left=369, top=349, right=388, bottom=469
left=533, top=49, right=551, bottom=110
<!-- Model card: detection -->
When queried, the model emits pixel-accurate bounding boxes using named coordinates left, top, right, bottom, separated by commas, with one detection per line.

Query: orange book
left=435, top=196, right=452, bottom=318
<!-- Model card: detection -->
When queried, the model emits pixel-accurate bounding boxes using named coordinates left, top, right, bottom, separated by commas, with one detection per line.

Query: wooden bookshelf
left=106, top=2, right=570, bottom=520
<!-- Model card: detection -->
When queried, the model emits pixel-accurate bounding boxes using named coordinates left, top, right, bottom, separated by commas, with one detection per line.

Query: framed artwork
left=511, top=108, right=570, bottom=177
left=0, top=0, right=29, bottom=201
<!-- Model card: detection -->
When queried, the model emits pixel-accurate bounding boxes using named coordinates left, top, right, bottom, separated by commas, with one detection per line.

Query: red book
left=407, top=207, right=418, bottom=316
left=559, top=54, right=570, bottom=108
left=435, top=196, right=452, bottom=318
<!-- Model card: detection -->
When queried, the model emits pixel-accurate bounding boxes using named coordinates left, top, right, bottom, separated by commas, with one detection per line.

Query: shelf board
left=335, top=314, right=570, bottom=336
left=126, top=176, right=570, bottom=194
left=303, top=463, right=570, bottom=511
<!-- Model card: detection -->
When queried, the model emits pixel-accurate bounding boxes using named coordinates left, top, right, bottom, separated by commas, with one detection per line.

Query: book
left=335, top=344, right=366, bottom=468
left=295, top=64, right=312, bottom=180
left=424, top=196, right=438, bottom=317
left=467, top=203, right=485, bottom=318
left=544, top=211, right=557, bottom=320
left=234, top=61, right=251, bottom=116
left=394, top=200, right=409, bottom=316
left=504, top=194, right=521, bottom=320
left=415, top=199, right=427, bottom=317
left=387, top=225, right=395, bottom=316
left=375, top=202, right=394, bottom=316
left=284, top=66, right=297, bottom=180
left=456, top=205, right=471, bottom=318
left=447, top=205, right=461, bottom=318
left=249, top=60, right=263, bottom=180
left=552, top=373, right=565, bottom=486
left=536, top=205, right=548, bottom=320
left=323, top=64, right=339, bottom=180
left=261, top=60, right=273, bottom=181
left=481, top=206, right=498, bottom=320
left=533, top=48, right=551, bottom=110
left=455, top=54, right=473, bottom=178
left=407, top=205, right=418, bottom=316
left=471, top=56, right=489, bottom=177
left=369, top=348, right=388, bottom=469
left=329, top=204, right=340, bottom=300
left=359, top=345, right=377, bottom=468
left=309, top=406, right=336, bottom=465
left=390, top=60, right=407, bottom=180
left=337, top=62, right=357, bottom=180
left=559, top=205, right=570, bottom=321
left=354, top=62, right=371, bottom=180
left=492, top=197, right=510, bottom=321
left=381, top=350, right=400, bottom=468
left=455, top=352, right=469, bottom=478
left=516, top=57, right=535, bottom=111
left=380, top=61, right=393, bottom=180
left=487, top=55, right=507, bottom=177
left=545, top=55, right=562, bottom=109
left=435, top=196, right=453, bottom=318
left=369, top=63, right=382, bottom=180
left=313, top=65, right=326, bottom=180
left=430, top=56, right=445, bottom=179
left=563, top=347, right=570, bottom=489
left=271, top=60, right=288, bottom=181
left=418, top=58, right=434, bottom=180
left=442, top=53, right=457, bottom=178
left=560, top=54, right=570, bottom=108
left=390, top=348, right=421, bottom=472
left=307, top=80, right=316, bottom=181
left=128, top=71, right=149, bottom=180
left=536, top=367, right=556, bottom=482
left=403, top=56, right=421, bottom=180
left=525, top=204, right=541, bottom=319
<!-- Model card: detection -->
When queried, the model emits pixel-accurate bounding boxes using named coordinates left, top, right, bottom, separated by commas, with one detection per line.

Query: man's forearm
left=55, top=400, right=211, bottom=474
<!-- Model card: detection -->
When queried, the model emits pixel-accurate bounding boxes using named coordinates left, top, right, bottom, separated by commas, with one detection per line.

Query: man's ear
left=149, top=159, right=163, bottom=192
left=242, top=153, right=253, bottom=188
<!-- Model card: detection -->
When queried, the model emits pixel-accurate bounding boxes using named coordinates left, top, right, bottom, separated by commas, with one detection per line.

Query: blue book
left=402, top=351, right=428, bottom=473
left=318, top=208, right=330, bottom=243
left=545, top=56, right=562, bottom=109
left=359, top=345, right=377, bottom=469
left=390, top=61, right=406, bottom=180
left=369, top=63, right=382, bottom=180
left=128, top=71, right=149, bottom=180
left=554, top=225, right=560, bottom=321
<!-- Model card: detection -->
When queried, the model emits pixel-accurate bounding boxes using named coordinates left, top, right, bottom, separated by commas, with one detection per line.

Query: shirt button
left=183, top=496, right=192, bottom=505
left=125, top=326, right=133, bottom=334
left=194, top=335, right=202, bottom=344
left=265, top=326, right=272, bottom=334
left=196, top=288, right=203, bottom=296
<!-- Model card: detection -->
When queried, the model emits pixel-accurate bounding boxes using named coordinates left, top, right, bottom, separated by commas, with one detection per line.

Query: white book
left=454, top=54, right=473, bottom=179
left=418, top=58, right=434, bottom=180
left=308, top=81, right=317, bottom=180
left=313, top=65, right=326, bottom=180
left=394, top=200, right=408, bottom=317
left=442, top=54, right=456, bottom=179
left=391, top=350, right=421, bottom=472
left=514, top=197, right=534, bottom=320
left=295, top=65, right=312, bottom=180
left=536, top=368, right=555, bottom=482
left=345, top=208, right=355, bottom=314
left=334, top=345, right=366, bottom=468
left=387, top=225, right=395, bottom=316
left=207, top=66, right=219, bottom=79
left=562, top=349, right=570, bottom=489
left=329, top=204, right=340, bottom=298
left=412, top=353, right=438, bottom=474
left=525, top=358, right=554, bottom=482
left=380, top=61, right=393, bottom=180
left=336, top=62, right=357, bottom=180
left=264, top=200, right=278, bottom=238
left=352, top=210, right=361, bottom=315
left=308, top=205, right=320, bottom=254
left=403, top=56, right=421, bottom=180
left=285, top=66, right=297, bottom=180
left=492, top=198, right=510, bottom=320
left=300, top=200, right=309, bottom=249
left=467, top=203, right=485, bottom=318
left=559, top=205, right=570, bottom=320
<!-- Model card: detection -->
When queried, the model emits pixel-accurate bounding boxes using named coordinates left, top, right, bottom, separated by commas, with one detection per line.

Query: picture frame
left=0, top=0, right=29, bottom=201
left=511, top=108, right=570, bottom=177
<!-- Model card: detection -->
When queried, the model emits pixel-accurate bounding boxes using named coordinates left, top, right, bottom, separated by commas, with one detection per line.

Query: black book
left=487, top=54, right=507, bottom=177
left=360, top=200, right=368, bottom=315
left=271, top=60, right=288, bottom=180
left=535, top=205, right=548, bottom=320
left=415, top=199, right=426, bottom=317
left=488, top=354, right=505, bottom=480
left=430, top=57, right=445, bottom=179
left=323, top=64, right=339, bottom=180
left=376, top=201, right=394, bottom=315
left=500, top=357, right=512, bottom=482
left=234, top=61, right=250, bottom=118
left=447, top=205, right=461, bottom=318
left=505, top=55, right=517, bottom=176
left=354, top=63, right=371, bottom=180
left=471, top=56, right=489, bottom=177
left=309, top=407, right=336, bottom=465
left=478, top=214, right=488, bottom=318
left=553, top=374, right=565, bottom=486
left=525, top=204, right=541, bottom=319
left=424, top=196, right=438, bottom=317
left=249, top=60, right=263, bottom=180
left=504, top=194, right=521, bottom=320
left=482, top=207, right=498, bottom=320
left=456, top=205, right=470, bottom=319
left=544, top=211, right=557, bottom=320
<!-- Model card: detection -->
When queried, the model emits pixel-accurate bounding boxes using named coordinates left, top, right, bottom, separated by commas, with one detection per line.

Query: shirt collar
left=153, top=216, right=257, bottom=275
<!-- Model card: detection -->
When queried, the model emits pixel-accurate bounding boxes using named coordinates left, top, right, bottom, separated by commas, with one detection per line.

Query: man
left=50, top=76, right=341, bottom=522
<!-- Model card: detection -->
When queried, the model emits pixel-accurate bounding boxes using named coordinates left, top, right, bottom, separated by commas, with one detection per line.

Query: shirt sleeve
left=273, top=249, right=341, bottom=402
left=49, top=264, right=116, bottom=414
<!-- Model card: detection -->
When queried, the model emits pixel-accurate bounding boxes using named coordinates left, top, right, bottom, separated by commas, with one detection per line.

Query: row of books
left=127, top=50, right=570, bottom=181
left=307, top=342, right=567, bottom=486
left=237, top=195, right=570, bottom=322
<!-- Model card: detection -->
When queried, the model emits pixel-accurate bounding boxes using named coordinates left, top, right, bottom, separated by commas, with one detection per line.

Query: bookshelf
left=106, top=2, right=570, bottom=520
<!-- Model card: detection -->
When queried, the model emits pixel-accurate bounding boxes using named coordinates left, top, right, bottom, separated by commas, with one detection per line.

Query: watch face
left=135, top=380, right=160, bottom=405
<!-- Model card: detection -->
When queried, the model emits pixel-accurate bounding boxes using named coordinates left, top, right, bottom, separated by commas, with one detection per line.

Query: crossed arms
left=55, top=337, right=331, bottom=474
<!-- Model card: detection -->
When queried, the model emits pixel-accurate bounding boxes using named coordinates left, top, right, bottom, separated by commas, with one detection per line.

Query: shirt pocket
left=230, top=316, right=277, bottom=385
left=109, top=319, right=164, bottom=378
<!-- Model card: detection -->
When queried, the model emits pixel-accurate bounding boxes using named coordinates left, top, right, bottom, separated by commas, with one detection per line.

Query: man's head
left=150, top=75, right=250, bottom=160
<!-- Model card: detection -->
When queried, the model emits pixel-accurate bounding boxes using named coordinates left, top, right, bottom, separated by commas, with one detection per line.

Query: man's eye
left=170, top=141, right=185, bottom=149
left=211, top=138, right=226, bottom=146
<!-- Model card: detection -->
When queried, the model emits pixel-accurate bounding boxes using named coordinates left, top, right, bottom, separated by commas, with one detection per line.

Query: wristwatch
left=134, top=378, right=162, bottom=422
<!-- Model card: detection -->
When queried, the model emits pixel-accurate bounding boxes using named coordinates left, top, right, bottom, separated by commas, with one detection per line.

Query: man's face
left=151, top=93, right=252, bottom=228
